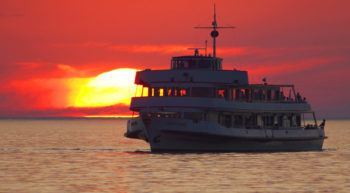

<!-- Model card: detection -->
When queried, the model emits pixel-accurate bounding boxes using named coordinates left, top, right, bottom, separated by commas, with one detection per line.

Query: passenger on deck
left=319, top=119, right=326, bottom=129
left=296, top=92, right=302, bottom=102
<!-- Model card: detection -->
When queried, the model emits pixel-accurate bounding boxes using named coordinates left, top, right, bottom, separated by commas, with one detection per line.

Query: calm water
left=0, top=118, right=349, bottom=193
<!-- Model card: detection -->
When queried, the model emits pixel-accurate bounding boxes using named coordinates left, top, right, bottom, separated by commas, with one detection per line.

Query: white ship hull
left=125, top=117, right=325, bottom=152
left=124, top=7, right=327, bottom=152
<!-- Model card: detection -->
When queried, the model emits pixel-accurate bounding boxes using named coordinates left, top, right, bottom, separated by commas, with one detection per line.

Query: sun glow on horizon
left=74, top=68, right=140, bottom=107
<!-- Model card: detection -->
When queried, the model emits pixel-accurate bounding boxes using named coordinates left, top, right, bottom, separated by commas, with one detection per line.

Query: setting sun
left=74, top=68, right=139, bottom=107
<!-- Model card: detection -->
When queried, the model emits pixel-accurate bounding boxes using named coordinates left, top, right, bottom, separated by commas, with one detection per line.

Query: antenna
left=194, top=4, right=235, bottom=58
left=205, top=40, right=207, bottom=56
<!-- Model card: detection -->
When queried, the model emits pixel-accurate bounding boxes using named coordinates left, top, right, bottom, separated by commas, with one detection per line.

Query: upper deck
left=135, top=54, right=248, bottom=85
left=171, top=55, right=222, bottom=70
left=135, top=69, right=248, bottom=85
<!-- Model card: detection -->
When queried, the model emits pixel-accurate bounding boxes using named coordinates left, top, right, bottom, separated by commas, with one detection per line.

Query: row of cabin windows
left=171, top=60, right=221, bottom=70
left=215, top=113, right=302, bottom=129
left=139, top=87, right=305, bottom=102
left=141, top=112, right=305, bottom=129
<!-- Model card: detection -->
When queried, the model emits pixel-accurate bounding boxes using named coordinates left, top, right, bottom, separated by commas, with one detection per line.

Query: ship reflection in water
left=0, top=119, right=349, bottom=193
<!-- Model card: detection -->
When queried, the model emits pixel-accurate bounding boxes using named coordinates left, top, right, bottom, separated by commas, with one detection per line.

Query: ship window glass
left=180, top=88, right=188, bottom=96
left=178, top=61, right=184, bottom=69
left=296, top=115, right=301, bottom=127
left=191, top=87, right=214, bottom=97
left=167, top=88, right=180, bottom=96
left=141, top=112, right=154, bottom=118
left=267, top=89, right=272, bottom=101
left=274, top=89, right=280, bottom=101
left=142, top=87, right=149, bottom=97
left=224, top=114, right=232, bottom=128
left=184, top=61, right=189, bottom=68
left=217, top=89, right=225, bottom=98
left=174, top=88, right=178, bottom=96
left=245, top=89, right=251, bottom=101
left=207, top=112, right=217, bottom=122
left=232, top=89, right=236, bottom=100
left=283, top=115, right=290, bottom=128
left=198, top=60, right=211, bottom=69
left=189, top=60, right=196, bottom=69
left=234, top=115, right=243, bottom=127
left=184, top=112, right=202, bottom=121
left=152, top=112, right=181, bottom=119
left=236, top=89, right=242, bottom=100
left=159, top=88, right=164, bottom=96
left=167, top=88, right=173, bottom=96
left=152, top=88, right=155, bottom=97
left=289, top=115, right=294, bottom=127
left=278, top=115, right=283, bottom=127
left=252, top=89, right=258, bottom=101
left=261, top=115, right=274, bottom=127
left=245, top=114, right=257, bottom=129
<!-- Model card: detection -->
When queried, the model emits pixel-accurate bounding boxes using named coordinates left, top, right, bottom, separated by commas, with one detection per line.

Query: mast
left=195, top=4, right=235, bottom=58
left=212, top=4, right=217, bottom=58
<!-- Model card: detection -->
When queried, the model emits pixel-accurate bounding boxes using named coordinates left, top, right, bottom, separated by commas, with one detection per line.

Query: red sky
left=0, top=0, right=349, bottom=118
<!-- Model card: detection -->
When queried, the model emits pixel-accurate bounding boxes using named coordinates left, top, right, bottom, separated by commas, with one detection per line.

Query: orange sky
left=0, top=0, right=349, bottom=118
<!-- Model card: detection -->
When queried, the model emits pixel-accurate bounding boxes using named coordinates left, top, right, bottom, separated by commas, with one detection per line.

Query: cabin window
left=233, top=115, right=244, bottom=127
left=159, top=88, right=164, bottom=96
left=167, top=88, right=179, bottom=96
left=252, top=89, right=258, bottom=101
left=267, top=89, right=272, bottom=100
left=142, top=87, right=149, bottom=97
left=192, top=87, right=214, bottom=97
left=174, top=88, right=179, bottom=96
left=278, top=115, right=283, bottom=127
left=245, top=114, right=257, bottom=129
left=167, top=88, right=173, bottom=96
left=224, top=114, right=232, bottom=128
left=180, top=88, right=188, bottom=96
left=296, top=115, right=301, bottom=126
left=217, top=89, right=225, bottom=98
left=178, top=61, right=184, bottom=69
left=142, top=112, right=181, bottom=119
left=283, top=115, right=290, bottom=128
left=291, top=114, right=297, bottom=127
left=232, top=89, right=236, bottom=100
left=203, top=113, right=208, bottom=121
left=208, top=112, right=218, bottom=122
left=184, top=112, right=202, bottom=121
left=159, top=112, right=181, bottom=119
left=184, top=61, right=189, bottom=68
left=189, top=60, right=197, bottom=69
left=235, top=89, right=247, bottom=101
left=198, top=60, right=211, bottom=69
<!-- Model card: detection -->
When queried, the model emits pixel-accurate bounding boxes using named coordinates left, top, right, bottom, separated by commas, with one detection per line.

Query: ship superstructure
left=124, top=6, right=326, bottom=151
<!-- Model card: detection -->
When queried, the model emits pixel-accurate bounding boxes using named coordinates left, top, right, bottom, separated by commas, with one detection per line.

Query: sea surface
left=0, top=118, right=349, bottom=193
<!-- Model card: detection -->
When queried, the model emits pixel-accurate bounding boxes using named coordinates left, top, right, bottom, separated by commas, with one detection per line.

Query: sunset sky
left=1, top=0, right=349, bottom=118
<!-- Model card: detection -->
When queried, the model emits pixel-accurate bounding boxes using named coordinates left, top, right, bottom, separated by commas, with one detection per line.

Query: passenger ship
left=125, top=6, right=326, bottom=152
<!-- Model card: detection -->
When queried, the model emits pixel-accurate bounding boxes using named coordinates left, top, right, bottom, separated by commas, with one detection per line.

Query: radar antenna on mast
left=194, top=4, right=235, bottom=58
